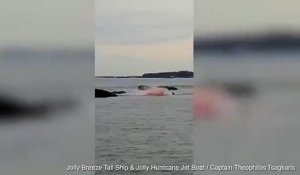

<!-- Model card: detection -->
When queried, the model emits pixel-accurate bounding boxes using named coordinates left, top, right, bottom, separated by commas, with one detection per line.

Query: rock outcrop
left=111, top=91, right=126, bottom=94
left=95, top=89, right=117, bottom=98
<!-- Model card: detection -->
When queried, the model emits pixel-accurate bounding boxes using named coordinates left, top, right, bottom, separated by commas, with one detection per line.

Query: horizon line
left=95, top=70, right=194, bottom=78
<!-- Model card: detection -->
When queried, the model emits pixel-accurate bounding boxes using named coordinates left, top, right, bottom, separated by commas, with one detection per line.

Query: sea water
left=193, top=52, right=300, bottom=175
left=95, top=78, right=193, bottom=175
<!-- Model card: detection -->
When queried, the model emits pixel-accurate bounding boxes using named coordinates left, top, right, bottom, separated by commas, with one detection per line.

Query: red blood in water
left=143, top=87, right=167, bottom=96
left=193, top=87, right=224, bottom=120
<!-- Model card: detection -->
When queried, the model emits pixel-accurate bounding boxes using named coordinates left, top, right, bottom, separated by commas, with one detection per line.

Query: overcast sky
left=195, top=0, right=300, bottom=37
left=95, top=0, right=193, bottom=76
left=0, top=0, right=92, bottom=48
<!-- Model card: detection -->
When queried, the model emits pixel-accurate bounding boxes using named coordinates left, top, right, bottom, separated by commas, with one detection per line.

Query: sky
left=0, top=0, right=93, bottom=48
left=195, top=0, right=300, bottom=37
left=95, top=0, right=193, bottom=76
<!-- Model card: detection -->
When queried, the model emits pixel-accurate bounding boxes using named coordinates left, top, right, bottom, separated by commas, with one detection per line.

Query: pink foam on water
left=193, top=86, right=225, bottom=120
left=143, top=87, right=168, bottom=96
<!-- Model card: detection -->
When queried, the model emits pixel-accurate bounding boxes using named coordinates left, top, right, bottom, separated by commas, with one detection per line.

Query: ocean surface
left=193, top=52, right=300, bottom=175
left=95, top=78, right=194, bottom=175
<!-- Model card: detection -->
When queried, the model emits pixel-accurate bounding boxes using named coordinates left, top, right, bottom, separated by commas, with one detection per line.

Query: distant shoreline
left=95, top=77, right=194, bottom=79
left=195, top=32, right=300, bottom=53
left=96, top=71, right=193, bottom=79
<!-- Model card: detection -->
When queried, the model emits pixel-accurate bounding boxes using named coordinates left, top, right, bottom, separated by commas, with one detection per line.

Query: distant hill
left=195, top=32, right=300, bottom=53
left=97, top=71, right=193, bottom=78
left=142, top=71, right=193, bottom=78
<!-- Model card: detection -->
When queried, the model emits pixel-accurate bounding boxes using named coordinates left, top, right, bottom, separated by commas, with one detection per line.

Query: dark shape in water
left=111, top=91, right=126, bottom=94
left=138, top=85, right=150, bottom=90
left=95, top=89, right=117, bottom=98
left=0, top=95, right=76, bottom=120
left=158, top=86, right=178, bottom=91
left=0, top=97, right=48, bottom=116
left=221, top=83, right=256, bottom=97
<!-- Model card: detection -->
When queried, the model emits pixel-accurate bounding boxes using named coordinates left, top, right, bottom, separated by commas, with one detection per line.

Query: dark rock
left=95, top=89, right=117, bottom=98
left=138, top=85, right=150, bottom=90
left=0, top=95, right=76, bottom=119
left=111, top=91, right=126, bottom=94
left=158, top=86, right=178, bottom=90
left=0, top=97, right=48, bottom=116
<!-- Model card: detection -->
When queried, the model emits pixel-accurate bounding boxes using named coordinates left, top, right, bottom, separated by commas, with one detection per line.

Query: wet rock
left=0, top=95, right=76, bottom=119
left=111, top=91, right=126, bottom=94
left=95, top=89, right=117, bottom=98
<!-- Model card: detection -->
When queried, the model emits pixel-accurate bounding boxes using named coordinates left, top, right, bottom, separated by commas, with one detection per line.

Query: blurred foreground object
left=0, top=0, right=94, bottom=175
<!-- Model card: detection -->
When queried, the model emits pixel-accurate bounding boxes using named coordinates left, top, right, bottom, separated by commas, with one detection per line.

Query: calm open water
left=95, top=78, right=193, bottom=175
